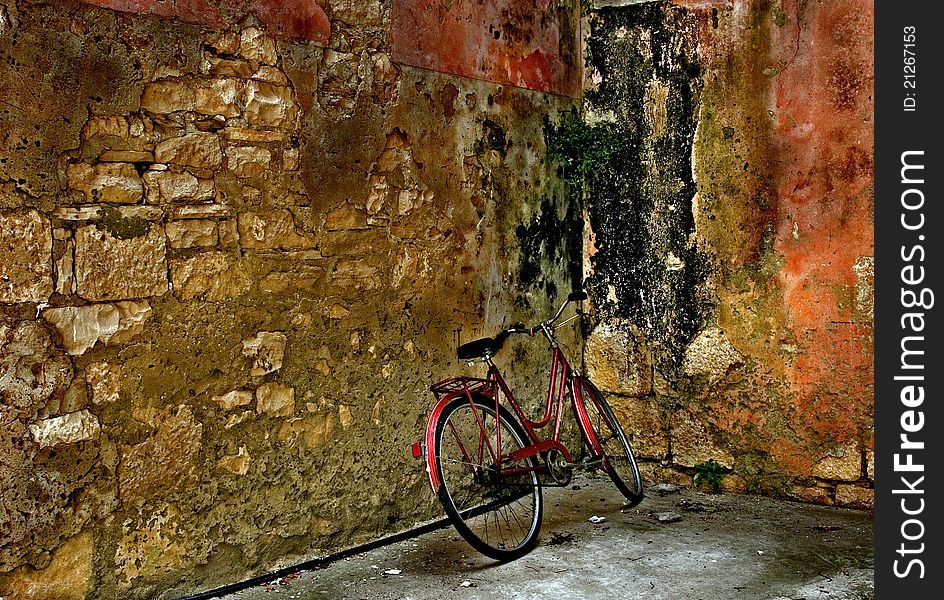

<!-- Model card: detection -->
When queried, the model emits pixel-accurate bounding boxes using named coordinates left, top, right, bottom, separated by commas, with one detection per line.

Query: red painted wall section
left=390, top=0, right=583, bottom=98
left=767, top=0, right=873, bottom=454
left=79, top=0, right=330, bottom=44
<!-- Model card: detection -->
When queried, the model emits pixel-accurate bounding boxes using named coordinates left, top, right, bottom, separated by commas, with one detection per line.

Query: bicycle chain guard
left=546, top=448, right=573, bottom=487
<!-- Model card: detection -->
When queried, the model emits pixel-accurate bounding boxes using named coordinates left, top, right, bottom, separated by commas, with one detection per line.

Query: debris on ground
left=259, top=572, right=301, bottom=590
left=383, top=568, right=402, bottom=575
left=459, top=580, right=475, bottom=588
left=655, top=511, right=682, bottom=523
left=547, top=531, right=576, bottom=546
left=650, top=483, right=680, bottom=496
left=677, top=499, right=714, bottom=513
left=588, top=515, right=607, bottom=524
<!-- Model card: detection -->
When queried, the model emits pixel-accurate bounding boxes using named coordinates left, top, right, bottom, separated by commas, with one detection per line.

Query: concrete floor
left=200, top=474, right=874, bottom=600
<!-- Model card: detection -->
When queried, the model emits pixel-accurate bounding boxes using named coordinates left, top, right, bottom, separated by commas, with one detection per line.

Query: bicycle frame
left=418, top=329, right=603, bottom=493
left=415, top=293, right=643, bottom=560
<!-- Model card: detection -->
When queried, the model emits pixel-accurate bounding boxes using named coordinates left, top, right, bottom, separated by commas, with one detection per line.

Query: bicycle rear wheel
left=574, top=377, right=644, bottom=505
left=432, top=395, right=543, bottom=560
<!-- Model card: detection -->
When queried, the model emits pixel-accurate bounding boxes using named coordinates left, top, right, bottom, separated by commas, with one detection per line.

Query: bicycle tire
left=574, top=377, right=644, bottom=505
left=432, top=395, right=543, bottom=560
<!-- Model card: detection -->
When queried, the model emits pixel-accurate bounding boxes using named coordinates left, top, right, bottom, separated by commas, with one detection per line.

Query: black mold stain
left=580, top=3, right=711, bottom=371
left=479, top=119, right=508, bottom=155
left=515, top=194, right=584, bottom=300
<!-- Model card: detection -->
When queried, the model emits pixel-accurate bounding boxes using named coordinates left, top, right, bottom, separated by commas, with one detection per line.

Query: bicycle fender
left=422, top=394, right=452, bottom=492
left=422, top=391, right=475, bottom=493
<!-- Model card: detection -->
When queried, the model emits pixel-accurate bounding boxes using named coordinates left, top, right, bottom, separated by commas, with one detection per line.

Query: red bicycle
left=412, top=291, right=643, bottom=560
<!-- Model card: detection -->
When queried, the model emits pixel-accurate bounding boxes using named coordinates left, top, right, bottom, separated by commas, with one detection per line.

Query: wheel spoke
left=577, top=378, right=644, bottom=503
left=434, top=397, right=543, bottom=559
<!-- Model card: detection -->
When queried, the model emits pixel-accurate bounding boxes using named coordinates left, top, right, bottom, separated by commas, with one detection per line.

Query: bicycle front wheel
left=574, top=377, right=644, bottom=505
left=432, top=395, right=543, bottom=560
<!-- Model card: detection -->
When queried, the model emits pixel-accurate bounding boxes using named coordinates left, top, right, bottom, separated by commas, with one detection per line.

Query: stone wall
left=575, top=0, right=873, bottom=506
left=0, top=1, right=579, bottom=597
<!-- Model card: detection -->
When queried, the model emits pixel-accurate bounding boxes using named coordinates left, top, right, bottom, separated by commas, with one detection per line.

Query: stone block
left=811, top=442, right=861, bottom=481
left=172, top=204, right=232, bottom=220
left=170, top=252, right=252, bottom=301
left=98, top=150, right=154, bottom=163
left=0, top=320, right=73, bottom=411
left=256, top=382, right=295, bottom=417
left=213, top=390, right=253, bottom=411
left=253, top=65, right=289, bottom=85
left=114, top=505, right=188, bottom=590
left=243, top=81, right=299, bottom=128
left=74, top=223, right=168, bottom=301
left=242, top=331, right=287, bottom=376
left=118, top=406, right=202, bottom=502
left=239, top=27, right=278, bottom=64
left=331, top=257, right=382, bottom=290
left=397, top=189, right=433, bottom=216
left=607, top=395, right=668, bottom=460
left=43, top=301, right=152, bottom=356
left=789, top=484, right=834, bottom=506
left=222, top=127, right=287, bottom=143
left=52, top=206, right=102, bottom=221
left=338, top=404, right=354, bottom=430
left=258, top=261, right=326, bottom=294
left=141, top=79, right=195, bottom=114
left=853, top=256, right=874, bottom=323
left=83, top=115, right=129, bottom=139
left=217, top=446, right=251, bottom=475
left=669, top=409, right=735, bottom=469
left=836, top=484, right=874, bottom=510
left=301, top=412, right=336, bottom=448
left=67, top=162, right=144, bottom=204
left=219, top=219, right=240, bottom=249
left=86, top=361, right=121, bottom=404
left=324, top=204, right=370, bottom=232
left=278, top=411, right=337, bottom=448
left=283, top=148, right=300, bottom=171
left=682, top=327, right=743, bottom=383
left=55, top=239, right=75, bottom=295
left=237, top=210, right=318, bottom=250
left=204, top=56, right=254, bottom=78
left=155, top=132, right=224, bottom=170
left=0, top=531, right=92, bottom=600
left=29, top=410, right=101, bottom=448
left=195, top=78, right=242, bottom=118
left=224, top=411, right=254, bottom=429
left=166, top=219, right=218, bottom=248
left=206, top=30, right=240, bottom=55
left=585, top=319, right=651, bottom=396
left=0, top=210, right=52, bottom=303
left=144, top=170, right=216, bottom=203
left=226, top=145, right=272, bottom=178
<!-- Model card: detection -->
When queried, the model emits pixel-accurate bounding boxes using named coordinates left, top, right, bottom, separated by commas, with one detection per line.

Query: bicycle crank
left=545, top=449, right=573, bottom=486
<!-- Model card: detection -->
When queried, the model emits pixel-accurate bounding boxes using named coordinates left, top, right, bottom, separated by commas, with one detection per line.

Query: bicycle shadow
left=400, top=475, right=635, bottom=577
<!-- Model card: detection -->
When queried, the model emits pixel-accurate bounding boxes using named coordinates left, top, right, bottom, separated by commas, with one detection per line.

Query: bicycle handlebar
left=457, top=290, right=587, bottom=361
left=504, top=289, right=586, bottom=337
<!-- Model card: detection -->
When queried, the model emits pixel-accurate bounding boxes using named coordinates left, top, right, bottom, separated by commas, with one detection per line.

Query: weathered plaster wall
left=576, top=0, right=873, bottom=505
left=0, top=0, right=578, bottom=597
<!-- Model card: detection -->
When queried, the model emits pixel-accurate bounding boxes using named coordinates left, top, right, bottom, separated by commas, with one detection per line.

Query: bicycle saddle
left=456, top=329, right=511, bottom=360
left=457, top=337, right=497, bottom=360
